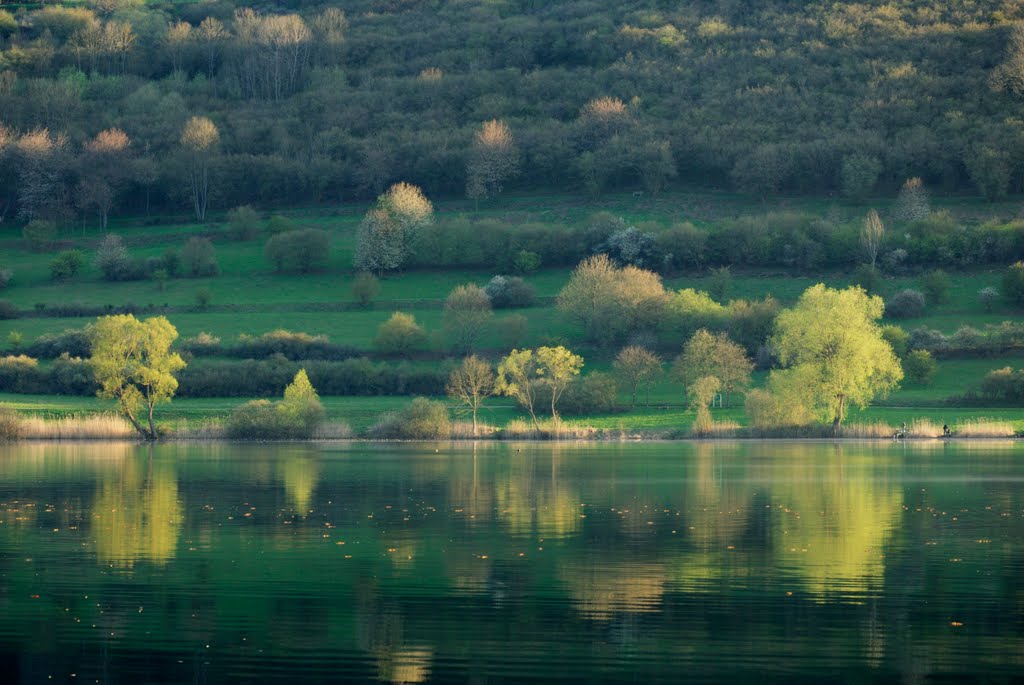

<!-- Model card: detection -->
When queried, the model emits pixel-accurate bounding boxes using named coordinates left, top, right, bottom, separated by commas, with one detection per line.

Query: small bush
left=265, top=229, right=330, bottom=273
left=557, top=372, right=618, bottom=415
left=852, top=263, right=883, bottom=294
left=265, top=215, right=296, bottom=235
left=0, top=268, right=11, bottom=288
left=497, top=314, right=528, bottom=349
left=49, top=250, right=85, bottom=280
left=351, top=271, right=380, bottom=307
left=26, top=328, right=90, bottom=358
left=0, top=300, right=17, bottom=320
left=1002, top=262, right=1024, bottom=306
left=908, top=326, right=947, bottom=352
left=397, top=397, right=451, bottom=439
left=374, top=312, right=427, bottom=356
left=181, top=332, right=222, bottom=356
left=225, top=370, right=325, bottom=439
left=161, top=248, right=180, bottom=277
left=226, top=205, right=261, bottom=241
left=484, top=275, right=536, bottom=308
left=886, top=289, right=926, bottom=319
left=707, top=266, right=732, bottom=301
left=880, top=325, right=909, bottom=359
left=23, top=220, right=57, bottom=251
left=512, top=249, right=540, bottom=274
left=370, top=398, right=450, bottom=439
left=195, top=287, right=212, bottom=309
left=226, top=399, right=280, bottom=440
left=920, top=269, right=950, bottom=305
left=903, top=349, right=936, bottom=385
left=181, top=237, right=219, bottom=277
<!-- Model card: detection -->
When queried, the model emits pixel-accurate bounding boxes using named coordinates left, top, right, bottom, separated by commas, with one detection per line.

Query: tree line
left=2, top=1, right=1024, bottom=225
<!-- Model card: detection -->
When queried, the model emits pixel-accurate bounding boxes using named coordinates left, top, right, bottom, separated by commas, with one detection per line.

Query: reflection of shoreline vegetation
left=0, top=441, right=1022, bottom=681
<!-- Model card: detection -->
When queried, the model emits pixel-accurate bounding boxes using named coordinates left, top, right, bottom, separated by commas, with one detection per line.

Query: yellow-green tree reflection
left=91, top=454, right=182, bottom=568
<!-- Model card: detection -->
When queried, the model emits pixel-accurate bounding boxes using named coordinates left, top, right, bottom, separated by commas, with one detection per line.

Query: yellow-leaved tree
left=769, top=284, right=902, bottom=431
left=89, top=314, right=186, bottom=440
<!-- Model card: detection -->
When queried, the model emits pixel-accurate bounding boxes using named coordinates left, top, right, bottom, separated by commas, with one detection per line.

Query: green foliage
left=369, top=397, right=451, bottom=439
left=226, top=205, right=261, bottom=241
left=557, top=255, right=666, bottom=346
left=226, top=370, right=325, bottom=439
left=885, top=289, right=926, bottom=319
left=195, top=287, right=212, bottom=309
left=351, top=271, right=380, bottom=307
left=49, top=250, right=85, bottom=281
left=0, top=301, right=19, bottom=320
left=373, top=312, right=427, bottom=356
left=672, top=329, right=752, bottom=405
left=265, top=215, right=296, bottom=235
left=851, top=264, right=884, bottom=294
left=512, top=250, right=541, bottom=275
left=1002, top=262, right=1024, bottom=306
left=840, top=154, right=881, bottom=201
left=484, top=275, right=535, bottom=309
left=88, top=314, right=186, bottom=439
left=23, top=220, right=58, bottom=252
left=919, top=270, right=950, bottom=305
left=180, top=236, right=219, bottom=277
left=770, top=285, right=902, bottom=429
left=707, top=266, right=732, bottom=302
left=688, top=375, right=721, bottom=436
left=265, top=229, right=330, bottom=273
left=880, top=325, right=909, bottom=359
left=613, top=345, right=663, bottom=407
left=903, top=350, right=937, bottom=386
left=0, top=268, right=10, bottom=289
left=443, top=284, right=493, bottom=353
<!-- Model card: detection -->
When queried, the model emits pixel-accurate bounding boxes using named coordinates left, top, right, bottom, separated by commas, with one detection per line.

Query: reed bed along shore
left=0, top=408, right=1018, bottom=442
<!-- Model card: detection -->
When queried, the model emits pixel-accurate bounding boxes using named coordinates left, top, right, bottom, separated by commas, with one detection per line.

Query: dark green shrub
left=885, top=289, right=926, bottom=319
left=484, top=275, right=536, bottom=308
left=94, top=234, right=140, bottom=281
left=27, top=329, right=90, bottom=358
left=181, top=237, right=219, bottom=277
left=265, top=215, right=296, bottom=235
left=880, top=325, right=909, bottom=359
left=0, top=301, right=18, bottom=320
left=23, top=220, right=57, bottom=251
left=226, top=205, right=261, bottom=241
left=1002, top=262, right=1024, bottom=306
left=903, top=349, right=937, bottom=385
left=351, top=271, right=380, bottom=307
left=50, top=250, right=85, bottom=280
left=226, top=400, right=280, bottom=440
left=558, top=372, right=618, bottom=415
left=265, top=229, right=330, bottom=273
left=920, top=269, right=951, bottom=305
left=851, top=263, right=883, bottom=294
left=0, top=268, right=11, bottom=288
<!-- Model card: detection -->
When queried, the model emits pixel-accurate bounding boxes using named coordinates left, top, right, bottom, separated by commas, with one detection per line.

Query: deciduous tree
left=89, top=314, right=186, bottom=440
left=612, top=345, right=663, bottom=407
left=446, top=355, right=495, bottom=435
left=180, top=116, right=218, bottom=222
left=770, top=284, right=902, bottom=430
left=672, top=329, right=752, bottom=406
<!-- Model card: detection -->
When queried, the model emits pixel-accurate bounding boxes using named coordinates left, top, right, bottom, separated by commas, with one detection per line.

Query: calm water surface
left=0, top=441, right=1021, bottom=684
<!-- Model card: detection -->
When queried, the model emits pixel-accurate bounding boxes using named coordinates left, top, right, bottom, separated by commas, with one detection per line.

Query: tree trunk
left=147, top=400, right=158, bottom=441
left=119, top=398, right=149, bottom=440
left=832, top=395, right=845, bottom=434
left=472, top=404, right=478, bottom=436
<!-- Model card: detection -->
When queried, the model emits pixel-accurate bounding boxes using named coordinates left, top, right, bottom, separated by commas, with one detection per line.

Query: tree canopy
left=88, top=314, right=186, bottom=440
left=769, top=285, right=903, bottom=430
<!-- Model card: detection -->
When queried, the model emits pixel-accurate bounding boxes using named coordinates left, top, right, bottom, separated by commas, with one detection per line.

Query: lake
left=0, top=440, right=1021, bottom=684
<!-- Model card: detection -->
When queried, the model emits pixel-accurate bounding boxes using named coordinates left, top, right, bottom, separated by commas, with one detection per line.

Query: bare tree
left=446, top=355, right=495, bottom=436
left=180, top=116, right=219, bottom=222
left=164, top=21, right=193, bottom=73
left=860, top=209, right=885, bottom=268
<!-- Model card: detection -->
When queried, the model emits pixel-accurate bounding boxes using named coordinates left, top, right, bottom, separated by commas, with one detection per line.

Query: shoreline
left=3, top=435, right=1020, bottom=444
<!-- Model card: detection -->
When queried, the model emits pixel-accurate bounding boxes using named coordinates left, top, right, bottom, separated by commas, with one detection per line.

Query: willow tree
left=180, top=116, right=219, bottom=222
left=89, top=314, right=186, bottom=440
left=770, top=285, right=902, bottom=431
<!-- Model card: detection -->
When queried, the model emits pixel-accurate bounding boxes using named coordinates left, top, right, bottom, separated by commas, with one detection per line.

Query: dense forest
left=1, top=0, right=1024, bottom=224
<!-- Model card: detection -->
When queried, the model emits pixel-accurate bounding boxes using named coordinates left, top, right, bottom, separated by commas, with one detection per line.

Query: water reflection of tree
left=277, top=452, right=319, bottom=513
left=91, top=451, right=182, bottom=568
left=355, top=578, right=434, bottom=684
left=495, top=448, right=580, bottom=540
